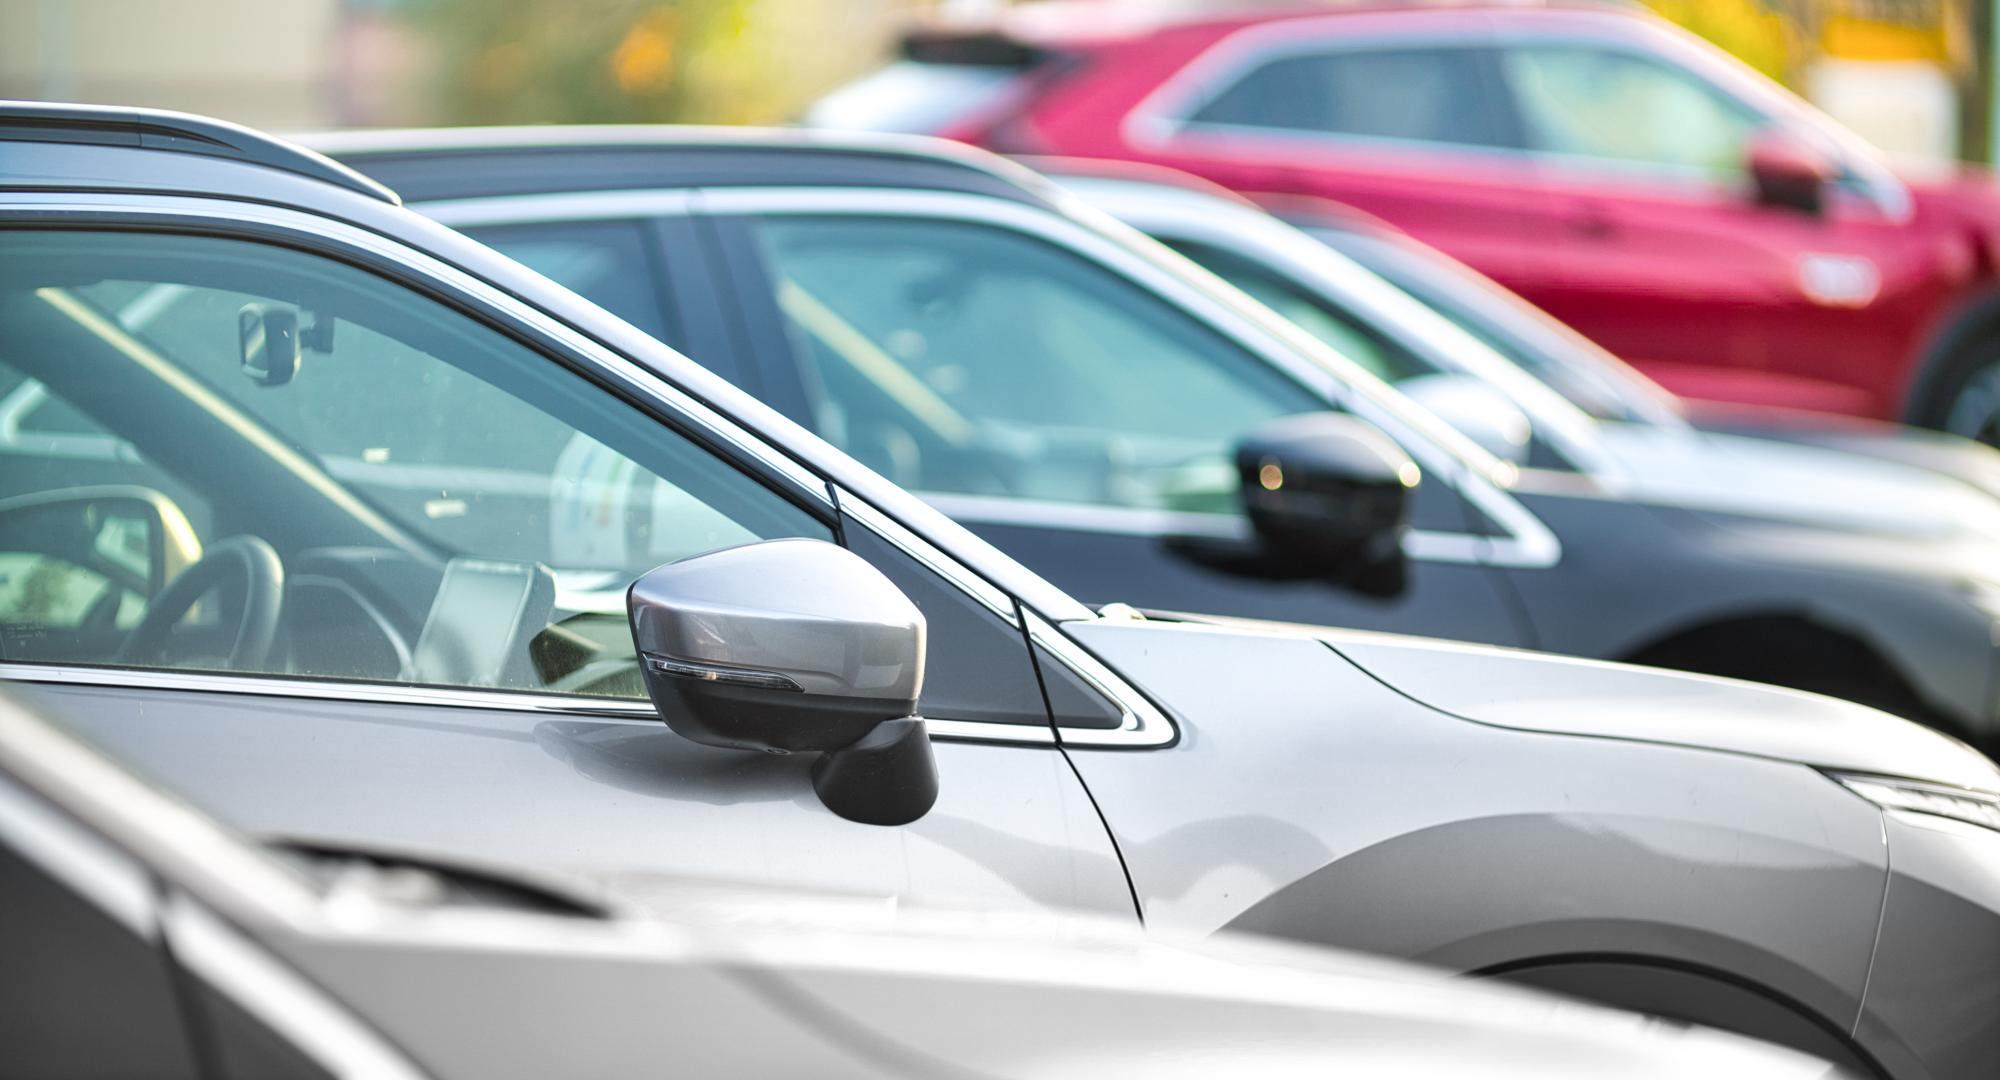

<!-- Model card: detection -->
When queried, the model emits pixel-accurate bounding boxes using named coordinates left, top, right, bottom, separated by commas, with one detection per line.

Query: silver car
left=2, top=103, right=1997, bottom=1077
left=5, top=690, right=1846, bottom=1078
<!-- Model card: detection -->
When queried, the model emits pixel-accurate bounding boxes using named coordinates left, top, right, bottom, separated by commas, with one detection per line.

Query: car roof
left=304, top=124, right=1064, bottom=208
left=902, top=0, right=1649, bottom=50
left=1044, top=170, right=1278, bottom=229
left=0, top=99, right=397, bottom=204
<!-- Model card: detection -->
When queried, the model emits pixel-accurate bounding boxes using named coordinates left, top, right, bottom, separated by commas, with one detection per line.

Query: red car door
left=1111, top=15, right=1570, bottom=304
left=1496, top=38, right=1944, bottom=420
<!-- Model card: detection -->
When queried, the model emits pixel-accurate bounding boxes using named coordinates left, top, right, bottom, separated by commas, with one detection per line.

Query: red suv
left=811, top=2, right=2000, bottom=440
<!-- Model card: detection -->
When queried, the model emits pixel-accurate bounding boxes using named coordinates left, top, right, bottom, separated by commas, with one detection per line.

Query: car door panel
left=11, top=677, right=1136, bottom=921
left=0, top=219, right=1137, bottom=926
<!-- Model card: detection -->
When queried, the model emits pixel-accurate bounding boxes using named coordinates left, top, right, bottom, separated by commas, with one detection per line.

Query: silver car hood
left=1318, top=627, right=2000, bottom=793
left=1595, top=423, right=2000, bottom=542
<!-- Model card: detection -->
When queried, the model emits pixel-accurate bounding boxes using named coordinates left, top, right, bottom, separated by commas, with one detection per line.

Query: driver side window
left=742, top=214, right=1326, bottom=515
left=1503, top=46, right=1761, bottom=175
left=0, top=229, right=832, bottom=698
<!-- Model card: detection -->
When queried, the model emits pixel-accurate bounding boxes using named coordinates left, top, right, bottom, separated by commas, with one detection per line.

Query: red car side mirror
left=1746, top=129, right=1835, bottom=215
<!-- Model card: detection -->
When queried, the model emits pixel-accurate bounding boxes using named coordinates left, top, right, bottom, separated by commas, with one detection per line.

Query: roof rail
left=0, top=101, right=399, bottom=205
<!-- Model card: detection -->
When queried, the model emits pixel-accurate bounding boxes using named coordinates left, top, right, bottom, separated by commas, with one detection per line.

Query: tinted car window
left=0, top=230, right=830, bottom=698
left=744, top=214, right=1325, bottom=515
left=1504, top=46, right=1761, bottom=173
left=466, top=219, right=673, bottom=341
left=1162, top=238, right=1433, bottom=384
left=1188, top=46, right=1523, bottom=149
left=1313, top=227, right=1662, bottom=422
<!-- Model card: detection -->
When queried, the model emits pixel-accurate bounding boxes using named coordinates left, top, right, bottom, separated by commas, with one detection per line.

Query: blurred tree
left=1644, top=0, right=1806, bottom=86
left=413, top=0, right=752, bottom=124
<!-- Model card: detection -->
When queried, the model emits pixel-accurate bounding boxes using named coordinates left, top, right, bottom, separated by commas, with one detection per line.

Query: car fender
left=1059, top=619, right=1891, bottom=1035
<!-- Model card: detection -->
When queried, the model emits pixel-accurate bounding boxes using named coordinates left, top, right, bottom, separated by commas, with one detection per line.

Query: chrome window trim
left=422, top=188, right=699, bottom=228
left=0, top=662, right=661, bottom=717
left=693, top=186, right=1558, bottom=570
left=0, top=770, right=157, bottom=938
left=1024, top=611, right=1176, bottom=748
left=0, top=663, right=1077, bottom=746
left=164, top=895, right=430, bottom=1080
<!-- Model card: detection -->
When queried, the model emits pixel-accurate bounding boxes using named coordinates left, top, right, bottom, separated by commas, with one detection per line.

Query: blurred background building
left=0, top=0, right=1993, bottom=165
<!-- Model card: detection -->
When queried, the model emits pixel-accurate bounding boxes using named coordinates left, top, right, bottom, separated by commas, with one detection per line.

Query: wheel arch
left=1902, top=283, right=2000, bottom=427
left=1476, top=953, right=1890, bottom=1078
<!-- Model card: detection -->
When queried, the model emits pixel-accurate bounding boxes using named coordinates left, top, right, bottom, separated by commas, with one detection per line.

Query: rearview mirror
left=1397, top=373, right=1532, bottom=465
left=1234, top=412, right=1416, bottom=595
left=1747, top=129, right=1834, bottom=215
left=627, top=539, right=937, bottom=826
left=238, top=303, right=301, bottom=387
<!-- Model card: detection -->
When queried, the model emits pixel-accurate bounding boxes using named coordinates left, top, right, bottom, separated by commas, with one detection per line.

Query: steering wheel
left=117, top=535, right=285, bottom=671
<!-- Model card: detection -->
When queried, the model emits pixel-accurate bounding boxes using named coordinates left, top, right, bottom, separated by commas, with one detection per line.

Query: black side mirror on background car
left=1164, top=412, right=1416, bottom=596
left=1237, top=412, right=1416, bottom=595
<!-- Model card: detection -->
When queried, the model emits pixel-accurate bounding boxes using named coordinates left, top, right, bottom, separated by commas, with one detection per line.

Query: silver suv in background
left=3, top=104, right=1996, bottom=1077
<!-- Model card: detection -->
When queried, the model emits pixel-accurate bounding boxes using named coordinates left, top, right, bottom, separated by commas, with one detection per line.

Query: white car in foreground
left=0, top=687, right=1836, bottom=1079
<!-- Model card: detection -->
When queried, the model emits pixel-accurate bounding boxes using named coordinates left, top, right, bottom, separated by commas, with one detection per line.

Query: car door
left=674, top=192, right=1529, bottom=645
left=1131, top=17, right=1569, bottom=303
left=1496, top=38, right=1928, bottom=417
left=0, top=208, right=1135, bottom=921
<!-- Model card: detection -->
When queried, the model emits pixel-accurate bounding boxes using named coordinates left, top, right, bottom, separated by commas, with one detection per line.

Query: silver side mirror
left=1397, top=373, right=1533, bottom=465
left=627, top=539, right=937, bottom=826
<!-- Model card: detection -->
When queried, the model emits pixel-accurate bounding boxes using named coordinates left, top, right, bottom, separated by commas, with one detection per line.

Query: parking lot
left=2, top=2, right=1998, bottom=1077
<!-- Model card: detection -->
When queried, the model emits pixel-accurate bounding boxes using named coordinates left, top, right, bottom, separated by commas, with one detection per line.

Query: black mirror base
left=811, top=717, right=939, bottom=827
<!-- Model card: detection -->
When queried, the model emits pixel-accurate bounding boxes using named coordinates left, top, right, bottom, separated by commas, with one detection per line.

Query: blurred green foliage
left=414, top=0, right=753, bottom=124
left=1643, top=0, right=1805, bottom=86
